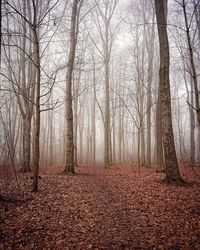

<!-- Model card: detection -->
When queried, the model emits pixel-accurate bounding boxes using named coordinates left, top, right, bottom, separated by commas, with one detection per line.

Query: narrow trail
left=0, top=165, right=200, bottom=249
left=75, top=167, right=138, bottom=248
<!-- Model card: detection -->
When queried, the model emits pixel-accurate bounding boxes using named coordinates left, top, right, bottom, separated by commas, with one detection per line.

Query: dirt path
left=0, top=165, right=200, bottom=249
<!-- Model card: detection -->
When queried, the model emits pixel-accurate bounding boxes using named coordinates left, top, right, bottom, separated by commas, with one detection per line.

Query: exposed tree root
left=63, top=163, right=75, bottom=175
left=162, top=176, right=187, bottom=186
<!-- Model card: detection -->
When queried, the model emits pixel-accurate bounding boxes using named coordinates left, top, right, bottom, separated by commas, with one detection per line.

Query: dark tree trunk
left=32, top=0, right=41, bottom=192
left=22, top=115, right=31, bottom=172
left=155, top=0, right=184, bottom=184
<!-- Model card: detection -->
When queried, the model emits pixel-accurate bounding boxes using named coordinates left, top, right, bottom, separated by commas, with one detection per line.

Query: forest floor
left=0, top=164, right=200, bottom=250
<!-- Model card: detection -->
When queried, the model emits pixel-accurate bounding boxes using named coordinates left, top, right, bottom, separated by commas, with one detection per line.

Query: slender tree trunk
left=140, top=92, right=145, bottom=166
left=146, top=27, right=155, bottom=167
left=140, top=39, right=146, bottom=167
left=146, top=80, right=152, bottom=166
left=73, top=77, right=78, bottom=167
left=176, top=99, right=184, bottom=161
left=32, top=24, right=41, bottom=192
left=104, top=56, right=111, bottom=168
left=118, top=111, right=122, bottom=164
left=182, top=63, right=195, bottom=164
left=118, top=78, right=122, bottom=164
left=137, top=129, right=141, bottom=173
left=189, top=78, right=195, bottom=165
left=92, top=62, right=96, bottom=165
left=112, top=119, right=116, bottom=165
left=64, top=0, right=79, bottom=174
left=22, top=115, right=31, bottom=172
left=155, top=0, right=184, bottom=183
left=49, top=94, right=54, bottom=166
left=79, top=105, right=84, bottom=164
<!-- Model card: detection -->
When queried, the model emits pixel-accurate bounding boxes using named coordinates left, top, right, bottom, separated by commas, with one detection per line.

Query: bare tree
left=91, top=0, right=119, bottom=168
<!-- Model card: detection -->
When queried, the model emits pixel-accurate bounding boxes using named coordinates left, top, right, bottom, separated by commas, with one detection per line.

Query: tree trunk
left=137, top=129, right=141, bottom=173
left=156, top=85, right=165, bottom=172
left=32, top=24, right=41, bottom=192
left=78, top=104, right=84, bottom=164
left=140, top=39, right=146, bottom=167
left=155, top=0, right=184, bottom=183
left=146, top=25, right=155, bottom=167
left=104, top=56, right=111, bottom=168
left=92, top=63, right=96, bottom=165
left=22, top=115, right=31, bottom=172
left=64, top=0, right=78, bottom=174
left=189, top=78, right=195, bottom=165
left=48, top=94, right=54, bottom=166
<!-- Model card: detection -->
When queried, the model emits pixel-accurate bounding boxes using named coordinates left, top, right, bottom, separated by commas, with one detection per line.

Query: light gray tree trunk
left=104, top=48, right=111, bottom=168
left=64, top=0, right=80, bottom=174
left=145, top=21, right=155, bottom=167
left=92, top=60, right=96, bottom=165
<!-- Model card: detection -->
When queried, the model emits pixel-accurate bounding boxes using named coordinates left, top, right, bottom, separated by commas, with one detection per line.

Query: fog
left=0, top=0, right=200, bottom=171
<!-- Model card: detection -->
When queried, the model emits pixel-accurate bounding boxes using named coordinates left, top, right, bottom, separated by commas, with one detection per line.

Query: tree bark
left=92, top=60, right=96, bottom=165
left=189, top=78, right=195, bottom=164
left=156, top=85, right=165, bottom=172
left=64, top=0, right=79, bottom=174
left=104, top=54, right=111, bottom=168
left=32, top=21, right=41, bottom=192
left=22, top=114, right=31, bottom=172
left=145, top=23, right=155, bottom=167
left=155, top=0, right=184, bottom=183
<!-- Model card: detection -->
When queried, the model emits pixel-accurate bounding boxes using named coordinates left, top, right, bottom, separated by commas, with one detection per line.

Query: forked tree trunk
left=155, top=0, right=184, bottom=184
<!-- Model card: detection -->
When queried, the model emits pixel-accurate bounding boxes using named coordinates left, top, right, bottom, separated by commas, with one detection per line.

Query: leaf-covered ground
left=0, top=165, right=200, bottom=249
